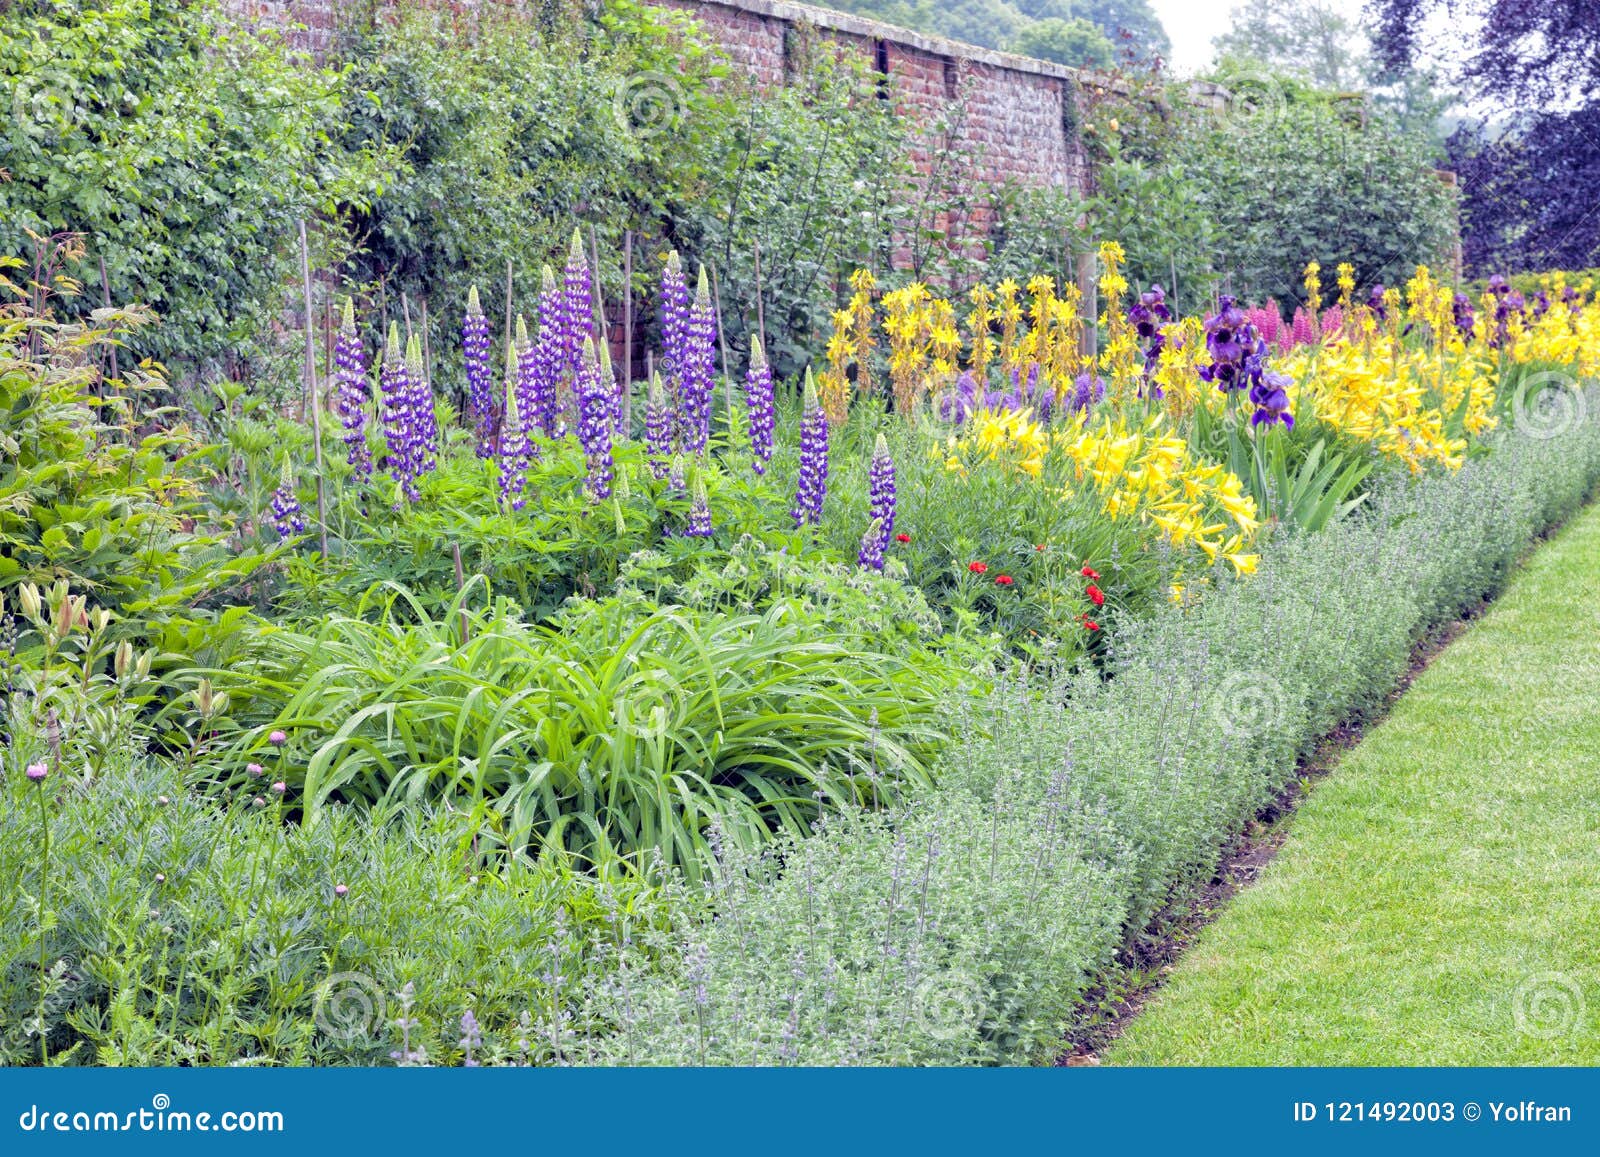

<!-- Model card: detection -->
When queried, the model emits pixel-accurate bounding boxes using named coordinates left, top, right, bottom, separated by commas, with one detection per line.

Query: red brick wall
left=225, top=0, right=1087, bottom=264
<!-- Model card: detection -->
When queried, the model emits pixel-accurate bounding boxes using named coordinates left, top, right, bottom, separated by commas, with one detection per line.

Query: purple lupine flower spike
left=499, top=339, right=530, bottom=511
left=791, top=368, right=829, bottom=528
left=745, top=335, right=775, bottom=475
left=645, top=371, right=672, bottom=479
left=462, top=285, right=497, bottom=458
left=858, top=518, right=886, bottom=572
left=334, top=298, right=372, bottom=481
left=659, top=251, right=691, bottom=424
left=576, top=336, right=614, bottom=501
left=529, top=266, right=563, bottom=438
left=870, top=432, right=896, bottom=560
left=380, top=322, right=417, bottom=503
left=680, top=266, right=718, bottom=454
left=513, top=315, right=542, bottom=457
left=270, top=459, right=305, bottom=538
left=561, top=230, right=593, bottom=423
left=683, top=471, right=713, bottom=538
left=406, top=333, right=438, bottom=480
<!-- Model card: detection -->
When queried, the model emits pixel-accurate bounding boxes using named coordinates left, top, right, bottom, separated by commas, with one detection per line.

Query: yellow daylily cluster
left=936, top=406, right=1261, bottom=575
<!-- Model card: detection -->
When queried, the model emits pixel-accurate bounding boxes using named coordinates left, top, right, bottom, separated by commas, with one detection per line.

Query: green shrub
left=0, top=262, right=273, bottom=635
left=0, top=0, right=391, bottom=371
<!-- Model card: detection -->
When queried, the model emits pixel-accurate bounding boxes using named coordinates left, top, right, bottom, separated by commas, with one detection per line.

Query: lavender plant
left=499, top=341, right=530, bottom=512
left=530, top=267, right=564, bottom=437
left=857, top=434, right=895, bottom=571
left=645, top=372, right=672, bottom=480
left=269, top=459, right=306, bottom=539
left=678, top=267, right=718, bottom=455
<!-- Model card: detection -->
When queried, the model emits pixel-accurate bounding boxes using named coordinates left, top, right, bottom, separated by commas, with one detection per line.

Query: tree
left=1369, top=0, right=1600, bottom=272
left=1008, top=17, right=1115, bottom=68
left=1216, top=0, right=1368, bottom=90
left=813, top=1, right=1170, bottom=62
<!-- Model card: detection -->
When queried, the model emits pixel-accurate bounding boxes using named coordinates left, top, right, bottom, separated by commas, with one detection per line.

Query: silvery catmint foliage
left=679, top=267, right=718, bottom=455
left=576, top=337, right=614, bottom=501
left=645, top=371, right=672, bottom=479
left=744, top=336, right=775, bottom=475
left=499, top=340, right=530, bottom=511
left=269, top=459, right=305, bottom=538
left=333, top=297, right=372, bottom=481
left=462, top=285, right=497, bottom=458
left=790, top=370, right=829, bottom=528
left=858, top=434, right=895, bottom=570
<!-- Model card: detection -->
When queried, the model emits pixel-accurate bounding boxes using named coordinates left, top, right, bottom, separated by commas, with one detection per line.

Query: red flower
left=968, top=561, right=988, bottom=574
left=895, top=533, right=911, bottom=543
left=1034, top=544, right=1047, bottom=552
left=1084, top=619, right=1100, bottom=631
left=1080, top=565, right=1101, bottom=580
left=1086, top=583, right=1105, bottom=607
left=995, top=574, right=1014, bottom=586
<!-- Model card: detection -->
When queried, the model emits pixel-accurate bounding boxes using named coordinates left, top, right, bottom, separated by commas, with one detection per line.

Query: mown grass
left=1108, top=498, right=1600, bottom=1065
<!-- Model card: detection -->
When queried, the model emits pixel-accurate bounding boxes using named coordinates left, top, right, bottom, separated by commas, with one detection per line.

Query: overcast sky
left=1149, top=0, right=1374, bottom=76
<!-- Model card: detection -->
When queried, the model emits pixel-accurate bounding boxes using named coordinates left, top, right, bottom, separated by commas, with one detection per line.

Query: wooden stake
left=98, top=254, right=117, bottom=388
left=420, top=297, right=433, bottom=388
left=1076, top=248, right=1098, bottom=362
left=709, top=265, right=736, bottom=432
left=753, top=238, right=767, bottom=353
left=590, top=226, right=606, bottom=337
left=622, top=229, right=633, bottom=434
left=297, top=220, right=331, bottom=559
left=504, top=259, right=514, bottom=350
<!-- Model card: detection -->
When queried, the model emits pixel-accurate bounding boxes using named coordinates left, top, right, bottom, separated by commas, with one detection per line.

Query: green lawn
left=1108, top=498, right=1600, bottom=1065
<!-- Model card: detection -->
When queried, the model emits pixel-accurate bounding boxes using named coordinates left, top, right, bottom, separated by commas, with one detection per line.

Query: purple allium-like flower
left=645, top=371, right=672, bottom=479
left=270, top=780, right=287, bottom=795
left=678, top=266, right=718, bottom=455
left=247, top=763, right=264, bottom=778
left=576, top=337, right=614, bottom=501
left=269, top=459, right=306, bottom=538
left=334, top=883, right=349, bottom=898
left=269, top=729, right=287, bottom=747
left=683, top=472, right=713, bottom=538
left=499, top=340, right=530, bottom=511
left=529, top=266, right=564, bottom=438
left=744, top=336, right=775, bottom=474
left=791, top=369, right=829, bottom=528
left=858, top=433, right=895, bottom=570
left=462, top=285, right=497, bottom=458
left=334, top=298, right=372, bottom=482
left=25, top=762, right=47, bottom=782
